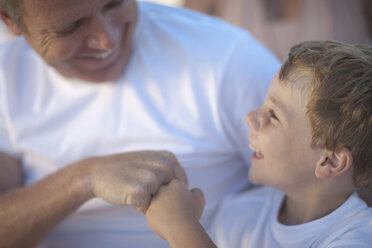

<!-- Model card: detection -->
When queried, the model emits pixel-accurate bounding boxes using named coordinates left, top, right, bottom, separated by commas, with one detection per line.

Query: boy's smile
left=246, top=72, right=323, bottom=194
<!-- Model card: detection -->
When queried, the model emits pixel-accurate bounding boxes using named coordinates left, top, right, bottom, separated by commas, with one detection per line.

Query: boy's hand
left=146, top=180, right=205, bottom=241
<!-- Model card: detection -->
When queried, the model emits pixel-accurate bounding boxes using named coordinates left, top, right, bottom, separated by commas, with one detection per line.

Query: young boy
left=145, top=40, right=372, bottom=247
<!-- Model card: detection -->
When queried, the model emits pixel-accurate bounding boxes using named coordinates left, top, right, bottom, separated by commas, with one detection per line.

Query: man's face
left=245, top=73, right=323, bottom=193
left=19, top=0, right=138, bottom=82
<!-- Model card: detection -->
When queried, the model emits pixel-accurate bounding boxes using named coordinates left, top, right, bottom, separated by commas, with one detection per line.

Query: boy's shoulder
left=211, top=188, right=372, bottom=248
left=334, top=205, right=372, bottom=244
left=312, top=193, right=372, bottom=247
left=325, top=213, right=372, bottom=247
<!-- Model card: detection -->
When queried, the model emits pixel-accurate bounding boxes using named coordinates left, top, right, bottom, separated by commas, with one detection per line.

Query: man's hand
left=87, top=151, right=188, bottom=213
left=146, top=180, right=205, bottom=241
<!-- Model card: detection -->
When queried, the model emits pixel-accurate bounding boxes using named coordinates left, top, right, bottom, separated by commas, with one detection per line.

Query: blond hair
left=279, top=40, right=372, bottom=189
left=0, top=0, right=25, bottom=31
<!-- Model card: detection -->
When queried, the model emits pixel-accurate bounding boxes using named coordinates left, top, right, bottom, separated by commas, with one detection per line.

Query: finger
left=135, top=206, right=146, bottom=215
left=190, top=187, right=205, bottom=220
left=128, top=188, right=152, bottom=215
left=145, top=170, right=163, bottom=197
left=172, top=161, right=188, bottom=187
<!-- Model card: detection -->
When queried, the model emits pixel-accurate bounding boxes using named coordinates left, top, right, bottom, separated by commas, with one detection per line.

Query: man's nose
left=245, top=110, right=260, bottom=131
left=85, top=13, right=116, bottom=50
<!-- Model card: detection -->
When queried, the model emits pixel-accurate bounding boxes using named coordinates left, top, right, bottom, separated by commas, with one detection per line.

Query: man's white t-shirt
left=211, top=187, right=372, bottom=248
left=0, top=21, right=14, bottom=43
left=0, top=2, right=279, bottom=247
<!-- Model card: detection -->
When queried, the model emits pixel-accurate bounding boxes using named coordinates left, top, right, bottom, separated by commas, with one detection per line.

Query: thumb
left=190, top=188, right=205, bottom=220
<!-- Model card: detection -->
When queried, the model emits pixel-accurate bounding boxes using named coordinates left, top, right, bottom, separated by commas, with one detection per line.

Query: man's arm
left=0, top=152, right=22, bottom=193
left=0, top=150, right=187, bottom=248
left=146, top=180, right=217, bottom=248
left=0, top=153, right=92, bottom=248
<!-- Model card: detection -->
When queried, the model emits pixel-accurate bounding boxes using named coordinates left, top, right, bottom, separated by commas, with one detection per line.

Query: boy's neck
left=278, top=187, right=354, bottom=225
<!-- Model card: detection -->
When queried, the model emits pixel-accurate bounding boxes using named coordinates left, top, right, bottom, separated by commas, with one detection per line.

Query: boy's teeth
left=249, top=143, right=264, bottom=158
left=256, top=151, right=264, bottom=159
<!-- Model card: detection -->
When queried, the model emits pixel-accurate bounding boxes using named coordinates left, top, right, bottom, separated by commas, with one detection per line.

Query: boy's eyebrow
left=269, top=95, right=286, bottom=116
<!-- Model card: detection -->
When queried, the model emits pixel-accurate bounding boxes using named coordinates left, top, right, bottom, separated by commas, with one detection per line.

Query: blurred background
left=182, top=0, right=372, bottom=61
left=1, top=0, right=371, bottom=61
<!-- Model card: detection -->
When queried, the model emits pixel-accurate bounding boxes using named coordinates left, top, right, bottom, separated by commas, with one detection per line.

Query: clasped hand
left=86, top=150, right=188, bottom=213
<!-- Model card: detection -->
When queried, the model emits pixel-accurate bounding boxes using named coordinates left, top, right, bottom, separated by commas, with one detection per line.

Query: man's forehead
left=24, top=0, right=110, bottom=23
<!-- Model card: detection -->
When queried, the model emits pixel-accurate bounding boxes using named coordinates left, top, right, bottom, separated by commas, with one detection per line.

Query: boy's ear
left=0, top=10, right=22, bottom=36
left=315, top=147, right=353, bottom=179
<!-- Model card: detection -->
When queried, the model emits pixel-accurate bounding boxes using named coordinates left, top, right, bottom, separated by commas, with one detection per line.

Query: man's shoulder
left=210, top=187, right=279, bottom=246
left=0, top=36, right=27, bottom=54
left=216, top=186, right=279, bottom=221
left=0, top=37, right=35, bottom=67
left=0, top=37, right=46, bottom=92
left=138, top=1, right=248, bottom=40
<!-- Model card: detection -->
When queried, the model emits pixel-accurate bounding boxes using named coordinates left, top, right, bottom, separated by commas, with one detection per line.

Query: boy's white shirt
left=211, top=186, right=372, bottom=248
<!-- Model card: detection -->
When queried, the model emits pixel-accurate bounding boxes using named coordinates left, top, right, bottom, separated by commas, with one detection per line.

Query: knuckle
left=129, top=185, right=150, bottom=204
left=154, top=165, right=172, bottom=183
left=169, top=153, right=179, bottom=164
left=146, top=172, right=161, bottom=187
left=149, top=161, right=173, bottom=182
left=161, top=150, right=177, bottom=163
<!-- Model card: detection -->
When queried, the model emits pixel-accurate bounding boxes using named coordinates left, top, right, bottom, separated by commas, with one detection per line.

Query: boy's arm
left=146, top=180, right=217, bottom=248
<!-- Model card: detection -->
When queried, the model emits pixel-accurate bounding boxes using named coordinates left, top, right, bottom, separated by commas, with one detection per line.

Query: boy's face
left=246, top=72, right=323, bottom=193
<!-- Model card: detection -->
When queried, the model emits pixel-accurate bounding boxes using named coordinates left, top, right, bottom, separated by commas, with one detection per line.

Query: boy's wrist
left=167, top=218, right=217, bottom=248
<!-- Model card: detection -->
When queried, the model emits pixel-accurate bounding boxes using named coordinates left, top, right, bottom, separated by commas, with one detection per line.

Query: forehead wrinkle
left=37, top=0, right=115, bottom=34
left=26, top=0, right=95, bottom=27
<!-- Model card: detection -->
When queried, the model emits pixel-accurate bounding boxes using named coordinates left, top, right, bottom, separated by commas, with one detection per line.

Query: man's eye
left=56, top=20, right=84, bottom=36
left=269, top=109, right=279, bottom=121
left=103, top=0, right=124, bottom=11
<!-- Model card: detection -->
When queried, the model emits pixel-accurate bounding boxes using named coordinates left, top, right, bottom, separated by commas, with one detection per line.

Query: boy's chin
left=248, top=171, right=262, bottom=185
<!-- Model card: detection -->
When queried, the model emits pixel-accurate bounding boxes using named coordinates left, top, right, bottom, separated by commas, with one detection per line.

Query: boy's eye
left=269, top=109, right=279, bottom=121
left=103, top=0, right=124, bottom=11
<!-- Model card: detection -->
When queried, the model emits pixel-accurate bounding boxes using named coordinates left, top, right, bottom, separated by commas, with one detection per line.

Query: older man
left=0, top=0, right=279, bottom=247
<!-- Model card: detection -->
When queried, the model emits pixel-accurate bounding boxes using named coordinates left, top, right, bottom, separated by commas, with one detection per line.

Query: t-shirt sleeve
left=0, top=113, right=17, bottom=157
left=0, top=71, right=20, bottom=159
left=218, top=31, right=280, bottom=168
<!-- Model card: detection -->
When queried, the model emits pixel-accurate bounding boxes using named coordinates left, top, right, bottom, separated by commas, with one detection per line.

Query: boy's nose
left=246, top=111, right=260, bottom=131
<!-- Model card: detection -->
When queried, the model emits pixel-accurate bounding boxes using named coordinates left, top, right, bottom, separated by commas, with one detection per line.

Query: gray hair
left=0, top=0, right=25, bottom=30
